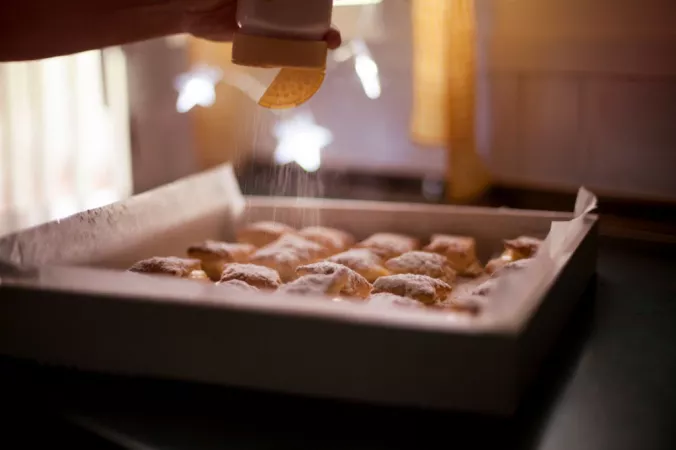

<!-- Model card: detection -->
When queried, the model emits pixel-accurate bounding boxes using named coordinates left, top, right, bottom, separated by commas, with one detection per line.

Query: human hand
left=182, top=0, right=342, bottom=49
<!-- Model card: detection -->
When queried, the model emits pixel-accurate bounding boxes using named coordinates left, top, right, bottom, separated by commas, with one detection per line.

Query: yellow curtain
left=410, top=0, right=491, bottom=203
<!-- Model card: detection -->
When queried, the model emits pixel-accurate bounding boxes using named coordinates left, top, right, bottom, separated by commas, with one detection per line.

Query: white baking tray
left=0, top=165, right=598, bottom=415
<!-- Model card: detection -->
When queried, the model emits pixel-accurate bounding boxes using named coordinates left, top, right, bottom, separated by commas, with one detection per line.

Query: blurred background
left=1, top=0, right=675, bottom=237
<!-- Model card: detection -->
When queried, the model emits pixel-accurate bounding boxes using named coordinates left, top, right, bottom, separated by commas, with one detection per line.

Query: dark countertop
left=2, top=235, right=675, bottom=450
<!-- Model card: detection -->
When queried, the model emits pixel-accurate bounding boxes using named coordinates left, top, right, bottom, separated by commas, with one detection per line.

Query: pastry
left=504, top=236, right=542, bottom=259
left=297, top=261, right=372, bottom=299
left=218, top=263, right=282, bottom=290
left=248, top=234, right=328, bottom=282
left=326, top=248, right=389, bottom=283
left=187, top=270, right=211, bottom=282
left=372, top=274, right=452, bottom=305
left=385, top=251, right=457, bottom=284
left=128, top=256, right=204, bottom=279
left=485, top=236, right=541, bottom=275
left=279, top=273, right=349, bottom=297
left=423, top=234, right=483, bottom=277
left=236, top=221, right=296, bottom=248
left=187, top=240, right=256, bottom=281
left=485, top=257, right=510, bottom=275
left=355, top=233, right=419, bottom=260
left=218, top=279, right=260, bottom=292
left=298, top=226, right=355, bottom=253
left=367, top=292, right=426, bottom=309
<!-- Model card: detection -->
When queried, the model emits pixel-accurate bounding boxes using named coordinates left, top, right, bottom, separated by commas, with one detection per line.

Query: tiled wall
left=479, top=0, right=676, bottom=201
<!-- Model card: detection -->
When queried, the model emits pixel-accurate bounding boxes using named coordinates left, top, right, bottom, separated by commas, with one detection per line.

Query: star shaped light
left=174, top=65, right=223, bottom=113
left=273, top=111, right=333, bottom=172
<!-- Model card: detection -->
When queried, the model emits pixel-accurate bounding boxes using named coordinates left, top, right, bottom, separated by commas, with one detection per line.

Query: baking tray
left=0, top=165, right=598, bottom=415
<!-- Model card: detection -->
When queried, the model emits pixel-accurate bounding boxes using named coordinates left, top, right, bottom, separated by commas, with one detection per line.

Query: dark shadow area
left=4, top=408, right=124, bottom=449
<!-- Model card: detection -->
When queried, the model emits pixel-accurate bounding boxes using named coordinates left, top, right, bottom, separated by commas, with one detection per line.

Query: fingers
left=182, top=0, right=238, bottom=42
left=324, top=27, right=342, bottom=50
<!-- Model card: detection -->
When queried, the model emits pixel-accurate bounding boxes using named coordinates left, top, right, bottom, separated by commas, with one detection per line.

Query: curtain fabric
left=411, top=0, right=491, bottom=202
left=0, top=49, right=131, bottom=235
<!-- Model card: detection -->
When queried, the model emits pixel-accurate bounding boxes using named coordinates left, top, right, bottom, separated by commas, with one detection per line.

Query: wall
left=124, top=1, right=676, bottom=201
left=124, top=39, right=198, bottom=194
left=478, top=0, right=676, bottom=201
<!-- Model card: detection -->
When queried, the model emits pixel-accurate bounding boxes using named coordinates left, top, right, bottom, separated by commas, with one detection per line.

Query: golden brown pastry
left=385, top=251, right=457, bottom=284
left=236, top=221, right=296, bottom=248
left=326, top=248, right=389, bottom=283
left=278, top=273, right=350, bottom=297
left=423, top=234, right=483, bottom=277
left=297, top=261, right=372, bottom=299
left=218, top=263, right=282, bottom=290
left=372, top=274, right=452, bottom=305
left=355, top=233, right=419, bottom=261
left=218, top=279, right=260, bottom=292
left=128, top=257, right=204, bottom=279
left=485, top=236, right=542, bottom=275
left=248, top=234, right=328, bottom=282
left=187, top=270, right=211, bottom=282
left=366, top=292, right=426, bottom=309
left=187, top=240, right=256, bottom=281
left=504, top=236, right=542, bottom=259
left=484, top=257, right=510, bottom=275
left=298, top=226, right=355, bottom=253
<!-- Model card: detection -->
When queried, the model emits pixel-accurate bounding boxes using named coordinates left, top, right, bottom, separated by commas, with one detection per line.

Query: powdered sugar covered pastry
left=218, top=263, right=282, bottom=290
left=366, top=292, right=426, bottom=309
left=355, top=233, right=419, bottom=261
left=236, top=221, right=296, bottom=248
left=187, top=240, right=256, bottom=281
left=128, top=257, right=204, bottom=279
left=298, top=226, right=355, bottom=253
left=187, top=270, right=211, bottom=282
left=372, top=274, right=452, bottom=305
left=485, top=256, right=510, bottom=275
left=423, top=234, right=483, bottom=277
left=326, top=248, right=389, bottom=283
left=248, top=234, right=328, bottom=282
left=217, top=279, right=260, bottom=292
left=504, top=236, right=542, bottom=259
left=485, top=236, right=541, bottom=275
left=297, top=261, right=372, bottom=299
left=385, top=251, right=457, bottom=284
left=278, top=273, right=349, bottom=297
